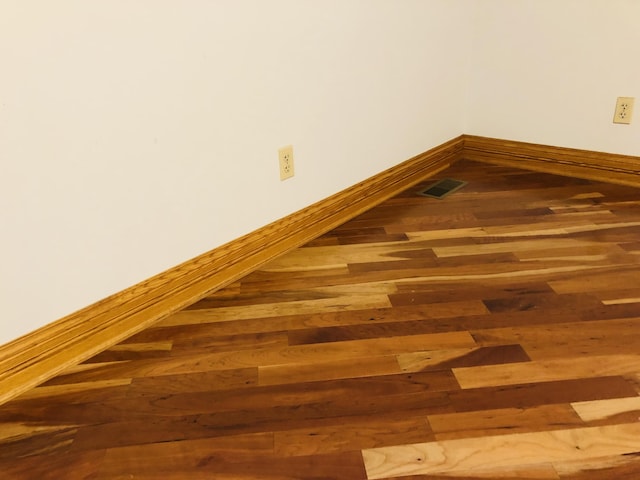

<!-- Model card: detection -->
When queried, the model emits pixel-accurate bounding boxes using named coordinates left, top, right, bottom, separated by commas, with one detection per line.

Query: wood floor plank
left=287, top=302, right=488, bottom=345
left=447, top=376, right=639, bottom=413
left=482, top=292, right=603, bottom=315
left=362, top=423, right=640, bottom=479
left=432, top=238, right=606, bottom=259
left=427, top=404, right=584, bottom=440
left=554, top=453, right=640, bottom=479
left=391, top=280, right=553, bottom=304
left=10, top=378, right=132, bottom=401
left=453, top=355, right=640, bottom=389
left=159, top=293, right=393, bottom=326
left=548, top=269, right=640, bottom=294
left=98, top=437, right=367, bottom=480
left=0, top=450, right=106, bottom=480
left=96, top=432, right=275, bottom=476
left=258, top=354, right=402, bottom=386
left=273, top=417, right=433, bottom=457
left=127, top=367, right=259, bottom=395
left=167, top=330, right=289, bottom=354
left=376, top=467, right=561, bottom=480
left=571, top=396, right=640, bottom=423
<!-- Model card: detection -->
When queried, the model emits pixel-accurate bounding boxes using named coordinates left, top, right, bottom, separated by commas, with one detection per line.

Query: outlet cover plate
left=278, top=145, right=294, bottom=180
left=613, top=97, right=634, bottom=124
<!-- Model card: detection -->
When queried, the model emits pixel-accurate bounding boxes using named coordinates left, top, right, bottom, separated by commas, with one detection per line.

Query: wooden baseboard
left=462, top=135, right=640, bottom=188
left=0, top=136, right=464, bottom=406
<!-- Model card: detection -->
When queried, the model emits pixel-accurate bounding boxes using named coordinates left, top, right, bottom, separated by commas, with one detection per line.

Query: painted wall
left=0, top=1, right=473, bottom=345
left=467, top=0, right=640, bottom=155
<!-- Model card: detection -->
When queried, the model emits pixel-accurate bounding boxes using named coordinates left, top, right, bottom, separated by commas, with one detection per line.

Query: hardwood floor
left=2, top=159, right=640, bottom=479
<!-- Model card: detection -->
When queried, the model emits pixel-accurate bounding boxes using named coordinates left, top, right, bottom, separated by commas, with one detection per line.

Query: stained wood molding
left=0, top=136, right=464, bottom=406
left=463, top=135, right=640, bottom=188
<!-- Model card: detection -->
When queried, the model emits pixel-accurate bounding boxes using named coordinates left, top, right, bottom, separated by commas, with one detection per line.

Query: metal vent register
left=418, top=178, right=467, bottom=199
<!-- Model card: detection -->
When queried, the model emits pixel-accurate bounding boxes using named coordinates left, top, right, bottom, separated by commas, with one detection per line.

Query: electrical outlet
left=613, top=96, right=634, bottom=124
left=278, top=145, right=294, bottom=180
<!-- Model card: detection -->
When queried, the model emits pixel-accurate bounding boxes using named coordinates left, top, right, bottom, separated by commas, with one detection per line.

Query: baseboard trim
left=0, top=135, right=464, bottom=406
left=463, top=135, right=640, bottom=188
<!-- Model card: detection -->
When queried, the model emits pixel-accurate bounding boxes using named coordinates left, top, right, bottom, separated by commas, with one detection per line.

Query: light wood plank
left=571, top=396, right=640, bottom=422
left=362, top=423, right=640, bottom=479
left=13, top=378, right=132, bottom=401
left=453, top=355, right=640, bottom=389
left=259, top=355, right=402, bottom=386
left=158, top=294, right=393, bottom=327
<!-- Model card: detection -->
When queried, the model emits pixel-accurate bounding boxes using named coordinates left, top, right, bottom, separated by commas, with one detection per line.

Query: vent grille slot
left=418, top=178, right=467, bottom=199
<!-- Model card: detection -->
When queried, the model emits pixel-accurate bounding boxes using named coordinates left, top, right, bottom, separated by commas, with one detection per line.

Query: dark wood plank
left=448, top=376, right=638, bottom=412
left=0, top=450, right=105, bottom=480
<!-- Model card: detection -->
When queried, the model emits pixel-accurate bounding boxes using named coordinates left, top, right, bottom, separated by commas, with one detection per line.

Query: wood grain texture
left=453, top=354, right=640, bottom=389
left=362, top=423, right=640, bottom=479
left=463, top=135, right=640, bottom=188
left=0, top=136, right=463, bottom=406
left=2, top=159, right=640, bottom=479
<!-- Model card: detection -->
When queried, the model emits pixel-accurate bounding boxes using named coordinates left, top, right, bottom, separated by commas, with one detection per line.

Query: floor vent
left=418, top=178, right=467, bottom=199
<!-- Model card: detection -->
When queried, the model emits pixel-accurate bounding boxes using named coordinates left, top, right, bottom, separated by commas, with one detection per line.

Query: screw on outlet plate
left=613, top=97, right=634, bottom=124
left=278, top=145, right=294, bottom=180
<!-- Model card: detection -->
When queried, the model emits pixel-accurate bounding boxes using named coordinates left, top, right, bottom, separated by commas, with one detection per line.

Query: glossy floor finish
left=2, top=160, right=640, bottom=479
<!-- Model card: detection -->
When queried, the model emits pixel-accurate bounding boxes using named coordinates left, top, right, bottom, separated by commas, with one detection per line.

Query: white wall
left=467, top=0, right=640, bottom=155
left=0, top=1, right=474, bottom=345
